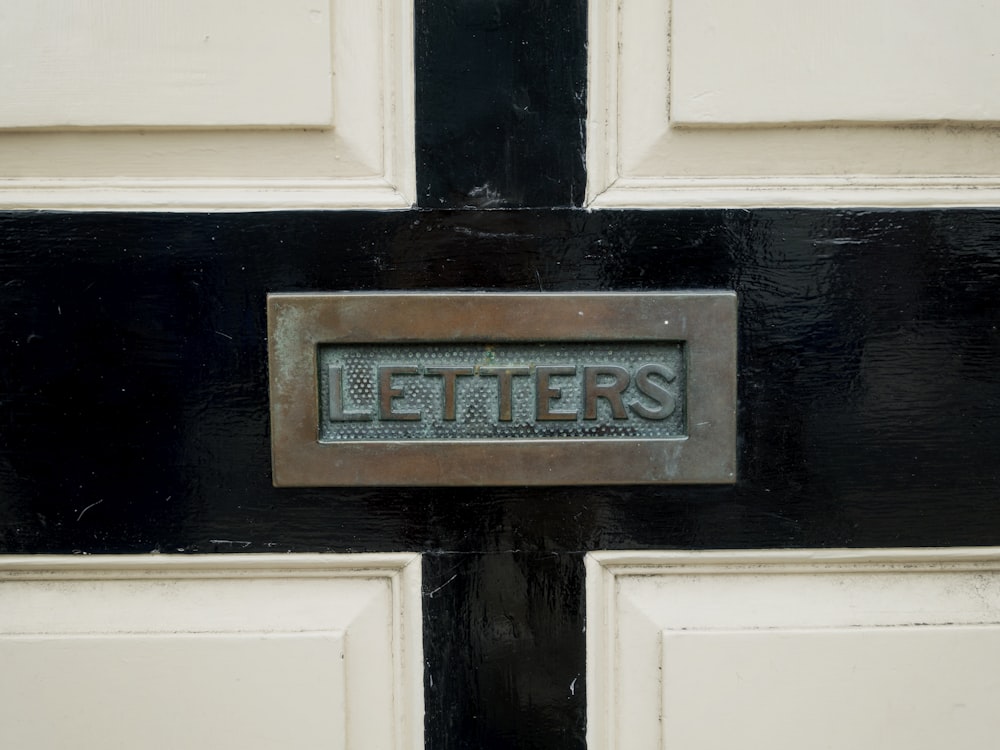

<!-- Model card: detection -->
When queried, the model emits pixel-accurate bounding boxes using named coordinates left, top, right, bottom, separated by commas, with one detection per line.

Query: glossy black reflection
left=415, top=0, right=587, bottom=207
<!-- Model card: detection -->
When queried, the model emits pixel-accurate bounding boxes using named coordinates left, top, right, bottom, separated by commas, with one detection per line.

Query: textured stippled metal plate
left=318, top=342, right=687, bottom=441
left=268, top=292, right=736, bottom=486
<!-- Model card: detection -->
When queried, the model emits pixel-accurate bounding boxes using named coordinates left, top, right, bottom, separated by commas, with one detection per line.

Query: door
left=1, top=2, right=999, bottom=749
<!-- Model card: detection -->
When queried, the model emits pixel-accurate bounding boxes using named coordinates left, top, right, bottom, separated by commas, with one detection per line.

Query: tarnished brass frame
left=267, top=292, right=736, bottom=486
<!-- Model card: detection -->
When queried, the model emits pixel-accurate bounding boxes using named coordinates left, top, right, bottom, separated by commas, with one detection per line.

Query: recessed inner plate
left=318, top=342, right=686, bottom=441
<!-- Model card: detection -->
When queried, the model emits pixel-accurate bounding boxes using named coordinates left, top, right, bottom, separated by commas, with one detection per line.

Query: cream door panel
left=587, top=0, right=1000, bottom=206
left=0, top=0, right=333, bottom=129
left=0, top=0, right=414, bottom=209
left=587, top=548, right=1000, bottom=750
left=670, top=0, right=1000, bottom=126
left=0, top=553, right=423, bottom=750
left=1, top=632, right=347, bottom=747
left=662, top=626, right=998, bottom=748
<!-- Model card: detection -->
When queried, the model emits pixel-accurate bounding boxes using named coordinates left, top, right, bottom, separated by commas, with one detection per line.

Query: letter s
left=628, top=364, right=676, bottom=420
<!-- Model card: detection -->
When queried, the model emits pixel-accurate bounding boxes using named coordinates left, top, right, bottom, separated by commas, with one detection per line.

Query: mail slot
left=267, top=292, right=736, bottom=486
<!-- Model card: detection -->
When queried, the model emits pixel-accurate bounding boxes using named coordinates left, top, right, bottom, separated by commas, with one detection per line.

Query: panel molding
left=586, top=0, right=1000, bottom=207
left=0, top=177, right=411, bottom=211
left=588, top=176, right=1000, bottom=209
left=0, top=553, right=423, bottom=750
left=587, top=548, right=1000, bottom=750
left=0, top=0, right=414, bottom=210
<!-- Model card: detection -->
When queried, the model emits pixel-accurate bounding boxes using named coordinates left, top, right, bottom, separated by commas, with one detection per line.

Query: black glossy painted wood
left=2, top=209, right=999, bottom=749
left=415, top=0, right=587, bottom=207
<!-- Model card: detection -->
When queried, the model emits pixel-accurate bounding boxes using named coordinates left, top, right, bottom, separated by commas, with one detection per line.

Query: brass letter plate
left=267, top=292, right=736, bottom=486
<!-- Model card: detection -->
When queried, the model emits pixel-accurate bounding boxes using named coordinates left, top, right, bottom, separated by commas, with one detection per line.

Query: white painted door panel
left=662, top=626, right=1000, bottom=749
left=588, top=0, right=1000, bottom=206
left=0, top=632, right=346, bottom=748
left=0, top=0, right=415, bottom=209
left=671, top=0, right=1000, bottom=126
left=0, top=554, right=423, bottom=750
left=0, top=0, right=333, bottom=129
left=587, top=549, right=1000, bottom=750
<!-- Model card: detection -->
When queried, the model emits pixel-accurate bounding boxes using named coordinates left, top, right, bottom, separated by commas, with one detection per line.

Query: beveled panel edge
left=0, top=178, right=412, bottom=211
left=0, top=552, right=421, bottom=578
left=586, top=546, right=1000, bottom=575
left=588, top=176, right=1000, bottom=209
left=267, top=292, right=737, bottom=486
